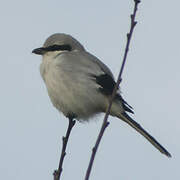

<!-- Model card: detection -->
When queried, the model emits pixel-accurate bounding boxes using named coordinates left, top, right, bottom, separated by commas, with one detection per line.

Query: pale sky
left=0, top=0, right=179, bottom=180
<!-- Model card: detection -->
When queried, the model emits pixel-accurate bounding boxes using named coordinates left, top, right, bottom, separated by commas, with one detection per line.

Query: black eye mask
left=32, top=44, right=72, bottom=55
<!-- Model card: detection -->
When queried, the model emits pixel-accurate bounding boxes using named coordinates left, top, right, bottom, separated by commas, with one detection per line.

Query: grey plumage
left=32, top=33, right=171, bottom=157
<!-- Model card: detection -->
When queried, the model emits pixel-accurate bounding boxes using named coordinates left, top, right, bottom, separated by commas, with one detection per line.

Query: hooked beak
left=32, top=47, right=46, bottom=55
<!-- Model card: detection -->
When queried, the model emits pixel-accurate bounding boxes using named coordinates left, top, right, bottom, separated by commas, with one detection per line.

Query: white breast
left=40, top=51, right=107, bottom=120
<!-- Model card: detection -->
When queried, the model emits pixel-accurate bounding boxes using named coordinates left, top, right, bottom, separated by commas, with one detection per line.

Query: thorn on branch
left=134, top=21, right=137, bottom=26
left=62, top=136, right=65, bottom=142
left=120, top=78, right=122, bottom=83
left=131, top=22, right=137, bottom=29
left=130, top=14, right=134, bottom=20
left=105, top=121, right=110, bottom=128
left=134, top=0, right=141, bottom=3
left=53, top=170, right=60, bottom=180
left=92, top=147, right=96, bottom=153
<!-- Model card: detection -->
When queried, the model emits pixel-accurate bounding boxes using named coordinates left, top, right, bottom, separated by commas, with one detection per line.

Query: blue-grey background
left=0, top=1, right=179, bottom=179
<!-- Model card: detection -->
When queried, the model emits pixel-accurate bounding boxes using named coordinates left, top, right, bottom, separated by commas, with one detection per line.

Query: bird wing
left=77, top=50, right=134, bottom=113
left=55, top=50, right=133, bottom=114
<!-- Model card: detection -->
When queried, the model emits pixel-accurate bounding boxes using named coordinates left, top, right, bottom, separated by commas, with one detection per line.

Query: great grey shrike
left=32, top=33, right=171, bottom=157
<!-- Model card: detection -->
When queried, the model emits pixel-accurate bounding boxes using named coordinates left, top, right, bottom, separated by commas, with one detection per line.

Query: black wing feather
left=92, top=74, right=134, bottom=114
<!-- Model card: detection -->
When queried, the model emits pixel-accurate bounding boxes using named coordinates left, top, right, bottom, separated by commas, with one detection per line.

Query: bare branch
left=53, top=118, right=76, bottom=180
left=85, top=1, right=141, bottom=179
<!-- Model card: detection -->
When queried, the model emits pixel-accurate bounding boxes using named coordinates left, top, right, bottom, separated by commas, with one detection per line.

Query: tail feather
left=118, top=112, right=171, bottom=157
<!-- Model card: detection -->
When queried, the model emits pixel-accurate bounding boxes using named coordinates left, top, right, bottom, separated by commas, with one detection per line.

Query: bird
left=32, top=33, right=171, bottom=157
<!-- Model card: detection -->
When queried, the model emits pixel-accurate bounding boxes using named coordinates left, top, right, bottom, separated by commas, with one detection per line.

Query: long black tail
left=118, top=112, right=171, bottom=157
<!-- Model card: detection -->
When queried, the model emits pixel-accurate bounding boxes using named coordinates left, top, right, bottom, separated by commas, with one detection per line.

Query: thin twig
left=85, top=1, right=141, bottom=180
left=53, top=118, right=76, bottom=180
